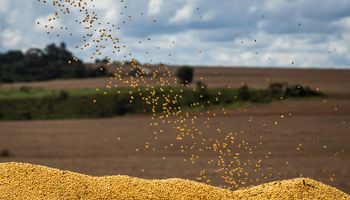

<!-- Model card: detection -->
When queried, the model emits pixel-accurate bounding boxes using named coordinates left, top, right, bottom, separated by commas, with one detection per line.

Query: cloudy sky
left=1, top=0, right=350, bottom=68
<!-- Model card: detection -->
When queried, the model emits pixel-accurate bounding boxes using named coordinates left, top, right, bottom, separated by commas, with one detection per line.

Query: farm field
left=0, top=67, right=350, bottom=193
left=3, top=66, right=350, bottom=96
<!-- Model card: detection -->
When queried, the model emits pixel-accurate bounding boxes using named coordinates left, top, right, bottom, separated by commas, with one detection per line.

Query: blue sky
left=1, top=0, right=350, bottom=68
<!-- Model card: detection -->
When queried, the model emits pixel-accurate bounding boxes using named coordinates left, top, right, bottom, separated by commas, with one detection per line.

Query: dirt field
left=3, top=67, right=350, bottom=96
left=0, top=67, right=350, bottom=193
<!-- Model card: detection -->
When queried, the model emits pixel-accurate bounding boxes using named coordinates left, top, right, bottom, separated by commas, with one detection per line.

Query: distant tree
left=0, top=42, right=110, bottom=83
left=268, top=82, right=287, bottom=96
left=0, top=51, right=24, bottom=64
left=25, top=48, right=44, bottom=58
left=124, top=59, right=140, bottom=66
left=176, top=66, right=194, bottom=85
left=95, top=58, right=109, bottom=64
left=237, top=85, right=250, bottom=101
left=44, top=43, right=72, bottom=62
left=129, top=66, right=150, bottom=77
left=101, top=58, right=109, bottom=63
left=60, top=42, right=66, bottom=50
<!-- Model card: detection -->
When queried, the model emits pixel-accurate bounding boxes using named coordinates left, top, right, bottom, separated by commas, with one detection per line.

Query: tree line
left=0, top=83, right=323, bottom=120
left=0, top=43, right=109, bottom=83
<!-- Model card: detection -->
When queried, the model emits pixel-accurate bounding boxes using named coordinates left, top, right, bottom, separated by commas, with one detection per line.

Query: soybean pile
left=0, top=163, right=348, bottom=200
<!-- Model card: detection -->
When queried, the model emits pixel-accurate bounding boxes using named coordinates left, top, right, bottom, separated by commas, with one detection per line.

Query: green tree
left=176, top=66, right=194, bottom=85
left=237, top=85, right=250, bottom=101
left=0, top=42, right=111, bottom=83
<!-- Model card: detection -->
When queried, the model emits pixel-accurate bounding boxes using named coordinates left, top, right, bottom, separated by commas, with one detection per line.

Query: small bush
left=114, top=105, right=128, bottom=116
left=22, top=112, right=32, bottom=120
left=129, top=67, right=147, bottom=77
left=195, top=81, right=210, bottom=104
left=19, top=86, right=32, bottom=93
left=58, top=91, right=69, bottom=100
left=285, top=84, right=322, bottom=97
left=177, top=66, right=194, bottom=85
left=237, top=85, right=250, bottom=101
left=250, top=90, right=271, bottom=103
left=268, top=82, right=287, bottom=95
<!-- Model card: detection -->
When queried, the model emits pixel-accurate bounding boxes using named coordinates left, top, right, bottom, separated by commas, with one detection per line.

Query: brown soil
left=0, top=67, right=349, bottom=193
left=0, top=98, right=349, bottom=192
left=3, top=67, right=350, bottom=96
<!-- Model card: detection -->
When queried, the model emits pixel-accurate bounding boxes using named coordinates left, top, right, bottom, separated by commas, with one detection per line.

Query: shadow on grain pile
left=0, top=163, right=349, bottom=200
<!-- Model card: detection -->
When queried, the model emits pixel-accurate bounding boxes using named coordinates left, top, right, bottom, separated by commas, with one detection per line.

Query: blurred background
left=0, top=0, right=349, bottom=193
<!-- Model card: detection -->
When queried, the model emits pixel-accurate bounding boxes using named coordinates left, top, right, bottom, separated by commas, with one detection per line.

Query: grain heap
left=0, top=162, right=348, bottom=200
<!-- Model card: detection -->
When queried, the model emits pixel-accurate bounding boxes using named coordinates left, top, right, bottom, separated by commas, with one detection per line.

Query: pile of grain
left=0, top=162, right=348, bottom=199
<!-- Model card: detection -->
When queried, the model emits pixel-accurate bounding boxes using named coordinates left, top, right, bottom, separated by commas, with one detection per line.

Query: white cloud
left=1, top=29, right=22, bottom=48
left=169, top=3, right=193, bottom=24
left=90, top=0, right=115, bottom=9
left=148, top=0, right=163, bottom=16
left=93, top=0, right=121, bottom=24
left=199, top=11, right=215, bottom=22
left=249, top=5, right=258, bottom=13
left=0, top=0, right=9, bottom=13
left=1, top=0, right=350, bottom=68
left=35, top=14, right=63, bottom=29
left=104, top=8, right=120, bottom=24
left=263, top=0, right=289, bottom=12
left=331, top=16, right=350, bottom=30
